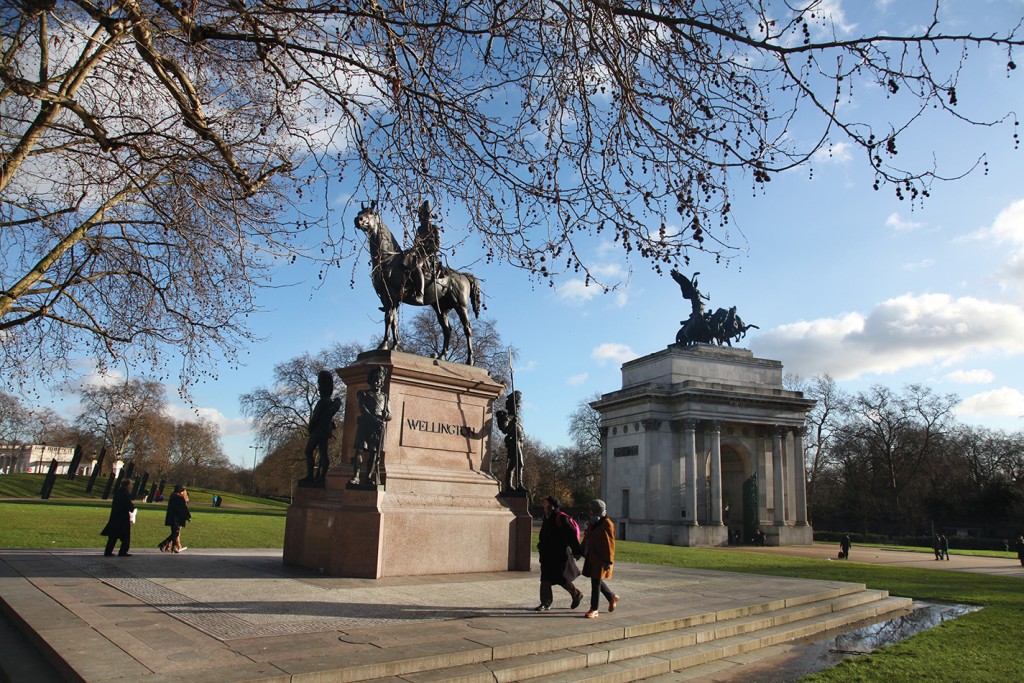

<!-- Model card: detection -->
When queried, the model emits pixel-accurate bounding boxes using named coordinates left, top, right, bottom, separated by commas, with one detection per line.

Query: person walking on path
left=581, top=499, right=618, bottom=619
left=933, top=534, right=942, bottom=560
left=158, top=484, right=192, bottom=553
left=840, top=534, right=851, bottom=560
left=940, top=534, right=950, bottom=561
left=101, top=478, right=136, bottom=557
left=535, top=496, right=584, bottom=612
left=1015, top=536, right=1024, bottom=567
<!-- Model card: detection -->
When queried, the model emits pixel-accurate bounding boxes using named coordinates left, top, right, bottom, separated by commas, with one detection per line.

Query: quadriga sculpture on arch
left=671, top=269, right=758, bottom=347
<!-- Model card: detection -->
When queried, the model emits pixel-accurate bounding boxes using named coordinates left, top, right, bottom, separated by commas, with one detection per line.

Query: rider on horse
left=405, top=200, right=442, bottom=304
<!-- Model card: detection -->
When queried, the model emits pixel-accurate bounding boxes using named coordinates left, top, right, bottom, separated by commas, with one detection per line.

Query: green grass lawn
left=0, top=500, right=286, bottom=549
left=616, top=540, right=1023, bottom=682
left=2, top=491, right=1020, bottom=681
left=0, top=473, right=288, bottom=508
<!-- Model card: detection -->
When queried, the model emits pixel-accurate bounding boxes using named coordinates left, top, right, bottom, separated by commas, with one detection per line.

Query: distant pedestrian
left=158, top=485, right=192, bottom=553
left=933, top=534, right=942, bottom=560
left=1015, top=536, right=1024, bottom=567
left=581, top=499, right=618, bottom=618
left=839, top=534, right=851, bottom=560
left=100, top=478, right=136, bottom=557
left=940, top=534, right=950, bottom=561
left=535, top=496, right=584, bottom=611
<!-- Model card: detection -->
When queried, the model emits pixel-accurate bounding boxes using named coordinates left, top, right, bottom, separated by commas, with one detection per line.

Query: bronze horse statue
left=354, top=201, right=482, bottom=365
left=671, top=269, right=758, bottom=346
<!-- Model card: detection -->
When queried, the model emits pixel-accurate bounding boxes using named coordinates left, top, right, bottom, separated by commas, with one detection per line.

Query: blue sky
left=42, top=0, right=1024, bottom=468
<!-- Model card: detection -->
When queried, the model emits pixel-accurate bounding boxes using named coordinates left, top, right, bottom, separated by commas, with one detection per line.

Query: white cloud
left=987, top=198, right=1024, bottom=245
left=555, top=263, right=629, bottom=305
left=556, top=279, right=600, bottom=303
left=566, top=373, right=589, bottom=386
left=166, top=403, right=251, bottom=437
left=807, top=0, right=857, bottom=36
left=902, top=259, right=934, bottom=272
left=751, top=293, right=1024, bottom=379
left=945, top=369, right=995, bottom=384
left=885, top=212, right=924, bottom=232
left=812, top=142, right=853, bottom=164
left=591, top=263, right=626, bottom=279
left=592, top=343, right=639, bottom=366
left=957, top=387, right=1024, bottom=419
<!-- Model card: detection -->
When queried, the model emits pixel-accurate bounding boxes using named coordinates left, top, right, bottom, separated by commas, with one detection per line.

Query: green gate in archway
left=742, top=472, right=759, bottom=543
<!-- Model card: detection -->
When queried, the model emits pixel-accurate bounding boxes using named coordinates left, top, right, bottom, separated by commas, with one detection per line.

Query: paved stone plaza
left=3, top=545, right=1016, bottom=682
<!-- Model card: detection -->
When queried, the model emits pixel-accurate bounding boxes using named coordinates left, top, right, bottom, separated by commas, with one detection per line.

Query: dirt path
left=727, top=542, right=1024, bottom=578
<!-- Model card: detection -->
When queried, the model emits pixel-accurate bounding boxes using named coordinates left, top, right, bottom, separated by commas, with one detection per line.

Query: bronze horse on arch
left=354, top=200, right=482, bottom=365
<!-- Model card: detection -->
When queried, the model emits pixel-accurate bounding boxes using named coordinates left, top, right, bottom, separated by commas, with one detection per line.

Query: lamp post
left=249, top=444, right=260, bottom=496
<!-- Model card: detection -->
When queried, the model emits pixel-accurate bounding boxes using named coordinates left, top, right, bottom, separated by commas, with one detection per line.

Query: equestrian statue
left=671, top=269, right=758, bottom=346
left=354, top=200, right=482, bottom=365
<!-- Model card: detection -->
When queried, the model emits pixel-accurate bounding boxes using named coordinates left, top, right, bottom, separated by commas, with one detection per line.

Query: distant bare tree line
left=0, top=379, right=236, bottom=490
left=793, top=375, right=1024, bottom=538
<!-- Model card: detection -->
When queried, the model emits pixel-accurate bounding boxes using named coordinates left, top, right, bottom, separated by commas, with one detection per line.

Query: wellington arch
left=591, top=344, right=816, bottom=546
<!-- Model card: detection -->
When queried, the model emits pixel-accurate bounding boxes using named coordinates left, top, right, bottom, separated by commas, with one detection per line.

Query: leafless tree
left=789, top=374, right=849, bottom=501
left=4, top=1, right=1021, bottom=391
left=129, top=410, right=175, bottom=476
left=74, top=377, right=166, bottom=463
left=23, top=406, right=71, bottom=445
left=170, top=418, right=228, bottom=485
left=239, top=342, right=362, bottom=467
left=398, top=310, right=512, bottom=385
left=0, top=390, right=32, bottom=444
left=842, top=383, right=959, bottom=521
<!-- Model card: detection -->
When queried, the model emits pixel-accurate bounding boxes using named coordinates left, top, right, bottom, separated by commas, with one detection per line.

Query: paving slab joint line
left=0, top=592, right=88, bottom=683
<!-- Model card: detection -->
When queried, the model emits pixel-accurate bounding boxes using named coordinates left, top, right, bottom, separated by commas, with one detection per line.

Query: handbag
left=129, top=509, right=137, bottom=524
left=563, top=547, right=582, bottom=582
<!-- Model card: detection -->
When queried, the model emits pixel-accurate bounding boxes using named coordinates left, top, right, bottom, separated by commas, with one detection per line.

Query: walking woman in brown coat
left=158, top=484, right=192, bottom=553
left=581, top=499, right=619, bottom=618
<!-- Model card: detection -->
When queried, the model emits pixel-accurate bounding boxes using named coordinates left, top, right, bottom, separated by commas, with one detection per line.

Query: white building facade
left=592, top=345, right=816, bottom=547
left=0, top=444, right=91, bottom=476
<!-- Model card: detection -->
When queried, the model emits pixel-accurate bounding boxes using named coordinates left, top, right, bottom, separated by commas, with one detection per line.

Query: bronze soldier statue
left=300, top=370, right=342, bottom=485
left=350, top=367, right=392, bottom=487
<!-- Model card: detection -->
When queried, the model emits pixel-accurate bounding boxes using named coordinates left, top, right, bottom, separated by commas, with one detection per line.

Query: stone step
left=347, top=589, right=912, bottom=683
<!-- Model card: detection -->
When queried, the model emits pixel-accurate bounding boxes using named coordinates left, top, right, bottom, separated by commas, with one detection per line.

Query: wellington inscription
left=399, top=397, right=485, bottom=452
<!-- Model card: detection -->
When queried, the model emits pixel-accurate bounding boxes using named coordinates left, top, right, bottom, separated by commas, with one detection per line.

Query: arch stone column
left=682, top=419, right=698, bottom=526
left=772, top=427, right=786, bottom=526
left=793, top=427, right=809, bottom=526
left=709, top=421, right=723, bottom=526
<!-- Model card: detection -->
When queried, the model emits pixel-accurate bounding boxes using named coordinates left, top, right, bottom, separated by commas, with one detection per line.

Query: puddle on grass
left=725, top=601, right=979, bottom=682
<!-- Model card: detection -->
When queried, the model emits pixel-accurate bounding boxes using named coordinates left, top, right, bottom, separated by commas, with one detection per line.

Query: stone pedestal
left=284, top=350, right=531, bottom=578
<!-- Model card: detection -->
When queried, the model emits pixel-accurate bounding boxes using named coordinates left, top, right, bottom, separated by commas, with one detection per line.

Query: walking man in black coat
left=535, top=496, right=584, bottom=611
left=101, top=478, right=136, bottom=556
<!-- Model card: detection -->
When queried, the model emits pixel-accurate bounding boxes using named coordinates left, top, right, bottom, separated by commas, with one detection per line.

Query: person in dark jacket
left=158, top=484, right=192, bottom=553
left=535, top=496, right=584, bottom=611
left=581, top=499, right=618, bottom=618
left=840, top=534, right=852, bottom=560
left=101, top=478, right=136, bottom=556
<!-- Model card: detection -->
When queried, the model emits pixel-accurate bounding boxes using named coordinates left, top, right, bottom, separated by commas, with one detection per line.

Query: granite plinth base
left=284, top=468, right=531, bottom=578
left=283, top=350, right=529, bottom=578
left=766, top=523, right=815, bottom=546
left=624, top=521, right=730, bottom=547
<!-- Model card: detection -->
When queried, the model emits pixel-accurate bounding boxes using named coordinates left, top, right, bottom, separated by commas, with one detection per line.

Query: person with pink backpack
left=535, top=496, right=584, bottom=611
